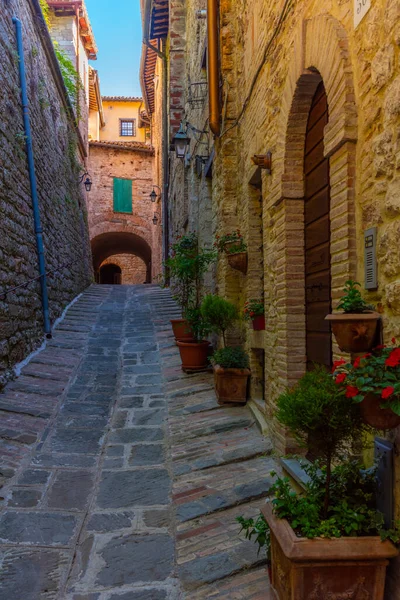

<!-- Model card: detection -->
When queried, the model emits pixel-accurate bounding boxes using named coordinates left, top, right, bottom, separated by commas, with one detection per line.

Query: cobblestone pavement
left=0, top=285, right=276, bottom=599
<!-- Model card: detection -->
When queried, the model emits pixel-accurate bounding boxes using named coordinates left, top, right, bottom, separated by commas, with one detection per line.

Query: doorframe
left=265, top=15, right=358, bottom=454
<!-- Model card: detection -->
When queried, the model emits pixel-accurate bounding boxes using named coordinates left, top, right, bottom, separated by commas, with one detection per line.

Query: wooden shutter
left=113, top=178, right=132, bottom=213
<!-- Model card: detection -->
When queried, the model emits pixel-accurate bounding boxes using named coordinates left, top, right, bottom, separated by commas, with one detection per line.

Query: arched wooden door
left=304, top=81, right=332, bottom=370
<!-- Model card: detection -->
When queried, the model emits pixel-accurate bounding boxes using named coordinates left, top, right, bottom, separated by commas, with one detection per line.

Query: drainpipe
left=207, top=0, right=220, bottom=136
left=13, top=17, right=52, bottom=338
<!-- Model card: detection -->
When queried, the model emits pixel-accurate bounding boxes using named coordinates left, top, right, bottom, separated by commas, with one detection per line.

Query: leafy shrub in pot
left=237, top=367, right=399, bottom=599
left=325, top=280, right=380, bottom=353
left=201, top=294, right=250, bottom=404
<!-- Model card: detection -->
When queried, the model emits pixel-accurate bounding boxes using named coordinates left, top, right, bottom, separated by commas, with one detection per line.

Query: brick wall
left=87, top=144, right=162, bottom=281
left=100, top=254, right=147, bottom=285
left=0, top=0, right=92, bottom=383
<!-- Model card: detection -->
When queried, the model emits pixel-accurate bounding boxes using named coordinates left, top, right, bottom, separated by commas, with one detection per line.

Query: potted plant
left=176, top=307, right=212, bottom=372
left=237, top=367, right=399, bottom=599
left=333, top=341, right=400, bottom=429
left=325, top=280, right=380, bottom=353
left=166, top=233, right=216, bottom=343
left=201, top=294, right=251, bottom=404
left=166, top=234, right=197, bottom=341
left=215, top=230, right=248, bottom=274
left=244, top=299, right=265, bottom=330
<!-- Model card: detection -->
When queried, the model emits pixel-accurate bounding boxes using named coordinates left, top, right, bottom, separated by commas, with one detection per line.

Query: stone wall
left=166, top=0, right=400, bottom=591
left=0, top=0, right=93, bottom=383
left=100, top=254, right=147, bottom=284
left=87, top=143, right=162, bottom=281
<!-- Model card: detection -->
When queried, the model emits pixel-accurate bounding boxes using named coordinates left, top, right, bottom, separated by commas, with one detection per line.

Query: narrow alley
left=0, top=285, right=275, bottom=599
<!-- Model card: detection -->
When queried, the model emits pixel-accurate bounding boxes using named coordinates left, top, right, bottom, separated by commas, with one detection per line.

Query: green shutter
left=113, top=178, right=132, bottom=213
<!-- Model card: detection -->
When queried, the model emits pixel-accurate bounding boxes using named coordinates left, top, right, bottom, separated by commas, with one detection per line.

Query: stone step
left=173, top=455, right=277, bottom=522
left=176, top=501, right=267, bottom=591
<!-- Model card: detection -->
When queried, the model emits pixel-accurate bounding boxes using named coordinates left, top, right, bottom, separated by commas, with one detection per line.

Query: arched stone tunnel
left=91, top=232, right=152, bottom=283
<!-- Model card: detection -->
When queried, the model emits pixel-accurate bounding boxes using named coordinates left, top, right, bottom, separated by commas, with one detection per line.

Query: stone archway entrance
left=304, top=80, right=332, bottom=370
left=99, top=263, right=122, bottom=285
left=91, top=231, right=152, bottom=283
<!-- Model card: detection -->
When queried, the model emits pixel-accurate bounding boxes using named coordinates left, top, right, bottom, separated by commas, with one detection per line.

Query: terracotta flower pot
left=170, top=318, right=194, bottom=342
left=360, top=392, right=400, bottom=430
left=227, top=252, right=248, bottom=274
left=176, top=340, right=210, bottom=371
left=325, top=312, right=380, bottom=353
left=251, top=315, right=265, bottom=331
left=262, top=501, right=398, bottom=600
left=213, top=365, right=251, bottom=404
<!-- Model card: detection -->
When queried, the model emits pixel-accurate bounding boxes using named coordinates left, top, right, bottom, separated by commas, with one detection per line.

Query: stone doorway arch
left=266, top=16, right=358, bottom=453
left=91, top=231, right=152, bottom=283
left=99, top=263, right=122, bottom=285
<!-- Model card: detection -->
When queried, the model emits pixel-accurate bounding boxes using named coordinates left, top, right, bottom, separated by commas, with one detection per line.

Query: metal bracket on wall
left=375, top=437, right=394, bottom=528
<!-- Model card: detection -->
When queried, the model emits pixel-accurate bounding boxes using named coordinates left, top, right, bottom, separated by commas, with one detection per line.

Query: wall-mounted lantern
left=79, top=171, right=93, bottom=192
left=149, top=185, right=161, bottom=202
left=172, top=122, right=190, bottom=159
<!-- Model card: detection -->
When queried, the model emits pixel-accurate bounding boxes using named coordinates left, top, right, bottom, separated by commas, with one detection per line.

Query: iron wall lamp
left=78, top=171, right=93, bottom=192
left=149, top=185, right=161, bottom=202
left=172, top=122, right=190, bottom=159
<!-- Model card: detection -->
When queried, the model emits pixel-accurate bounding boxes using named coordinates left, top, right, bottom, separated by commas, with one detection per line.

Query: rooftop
left=102, top=96, right=144, bottom=103
left=89, top=140, right=154, bottom=154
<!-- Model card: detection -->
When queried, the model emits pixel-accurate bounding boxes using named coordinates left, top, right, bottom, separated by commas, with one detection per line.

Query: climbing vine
left=38, top=0, right=84, bottom=116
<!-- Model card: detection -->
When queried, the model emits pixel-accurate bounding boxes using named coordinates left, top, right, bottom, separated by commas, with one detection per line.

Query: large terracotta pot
left=176, top=340, right=210, bottom=371
left=252, top=315, right=265, bottom=331
left=325, top=312, right=380, bottom=353
left=227, top=252, right=248, bottom=274
left=170, top=318, right=194, bottom=342
left=213, top=365, right=251, bottom=405
left=360, top=393, right=400, bottom=430
left=262, top=502, right=398, bottom=600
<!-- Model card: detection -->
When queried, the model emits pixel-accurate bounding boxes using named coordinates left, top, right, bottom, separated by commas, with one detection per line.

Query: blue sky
left=85, top=0, right=143, bottom=98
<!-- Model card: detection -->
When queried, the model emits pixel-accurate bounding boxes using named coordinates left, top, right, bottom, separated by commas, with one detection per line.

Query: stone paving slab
left=0, top=285, right=275, bottom=599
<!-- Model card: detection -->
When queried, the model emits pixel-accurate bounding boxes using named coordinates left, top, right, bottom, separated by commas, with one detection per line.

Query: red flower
left=332, top=358, right=346, bottom=373
left=353, top=357, right=361, bottom=368
left=382, top=386, right=395, bottom=399
left=374, top=344, right=386, bottom=350
left=362, top=353, right=371, bottom=359
left=385, top=349, right=400, bottom=368
left=335, top=373, right=346, bottom=384
left=392, top=337, right=397, bottom=344
left=346, top=386, right=359, bottom=398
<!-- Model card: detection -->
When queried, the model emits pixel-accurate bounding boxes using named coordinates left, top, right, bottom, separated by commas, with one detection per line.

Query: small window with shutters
left=113, top=178, right=132, bottom=213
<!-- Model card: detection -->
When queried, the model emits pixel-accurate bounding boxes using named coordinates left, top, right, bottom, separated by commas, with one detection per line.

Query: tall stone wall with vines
left=0, top=0, right=93, bottom=383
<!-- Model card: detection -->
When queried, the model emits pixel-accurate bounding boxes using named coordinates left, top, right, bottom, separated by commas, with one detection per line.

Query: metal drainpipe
left=12, top=17, right=52, bottom=338
left=207, top=0, right=221, bottom=136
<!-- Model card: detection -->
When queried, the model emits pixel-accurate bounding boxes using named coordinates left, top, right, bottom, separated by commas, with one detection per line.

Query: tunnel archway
left=99, top=263, right=122, bottom=285
left=91, top=232, right=152, bottom=283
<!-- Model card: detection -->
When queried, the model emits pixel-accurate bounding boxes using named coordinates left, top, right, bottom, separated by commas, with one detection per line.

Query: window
left=113, top=178, right=132, bottom=213
left=120, top=119, right=136, bottom=137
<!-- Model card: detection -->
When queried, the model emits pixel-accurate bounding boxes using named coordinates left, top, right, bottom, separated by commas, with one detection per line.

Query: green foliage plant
left=336, top=280, right=374, bottom=313
left=201, top=294, right=239, bottom=346
left=39, top=0, right=51, bottom=29
left=276, top=366, right=364, bottom=518
left=332, top=339, right=400, bottom=415
left=237, top=514, right=270, bottom=557
left=215, top=230, right=247, bottom=254
left=211, top=346, right=250, bottom=369
left=165, top=233, right=217, bottom=314
left=238, top=460, right=400, bottom=552
left=243, top=299, right=264, bottom=320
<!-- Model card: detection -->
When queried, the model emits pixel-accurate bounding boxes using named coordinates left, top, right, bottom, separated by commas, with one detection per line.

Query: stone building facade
left=0, top=0, right=93, bottom=383
left=88, top=97, right=161, bottom=283
left=142, top=0, right=400, bottom=593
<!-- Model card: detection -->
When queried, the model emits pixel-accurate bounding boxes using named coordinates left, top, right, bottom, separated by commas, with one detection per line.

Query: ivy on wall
left=38, top=0, right=83, bottom=115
